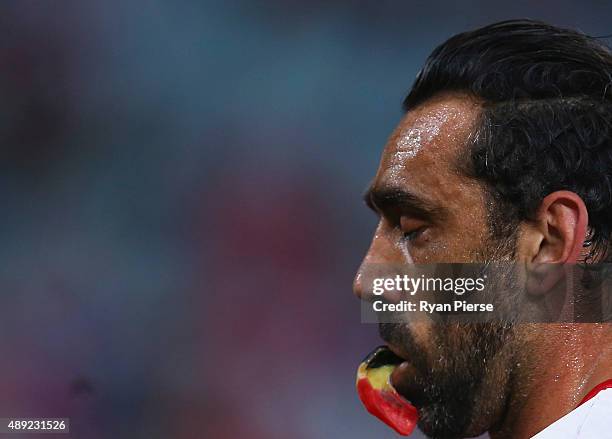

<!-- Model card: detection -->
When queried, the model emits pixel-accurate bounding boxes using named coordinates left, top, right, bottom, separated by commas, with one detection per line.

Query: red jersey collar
left=578, top=379, right=612, bottom=406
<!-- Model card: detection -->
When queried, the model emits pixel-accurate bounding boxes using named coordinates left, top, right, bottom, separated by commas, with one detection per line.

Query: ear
left=524, top=191, right=588, bottom=295
left=532, top=191, right=589, bottom=263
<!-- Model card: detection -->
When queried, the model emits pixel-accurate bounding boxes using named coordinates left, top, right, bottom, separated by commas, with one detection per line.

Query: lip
left=389, top=358, right=426, bottom=408
left=385, top=343, right=411, bottom=363
left=362, top=345, right=406, bottom=368
left=376, top=339, right=426, bottom=408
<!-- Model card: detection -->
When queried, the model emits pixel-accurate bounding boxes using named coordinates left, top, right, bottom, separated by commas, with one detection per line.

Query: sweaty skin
left=353, top=91, right=612, bottom=438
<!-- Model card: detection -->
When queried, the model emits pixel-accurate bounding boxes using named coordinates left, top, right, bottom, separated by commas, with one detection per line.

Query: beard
left=379, top=232, right=520, bottom=438
left=380, top=321, right=515, bottom=438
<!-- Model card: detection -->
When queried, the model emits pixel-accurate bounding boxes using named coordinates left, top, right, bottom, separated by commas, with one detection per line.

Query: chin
left=417, top=403, right=491, bottom=439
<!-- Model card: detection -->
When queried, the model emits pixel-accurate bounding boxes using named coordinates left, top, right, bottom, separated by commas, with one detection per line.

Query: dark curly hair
left=403, top=19, right=612, bottom=261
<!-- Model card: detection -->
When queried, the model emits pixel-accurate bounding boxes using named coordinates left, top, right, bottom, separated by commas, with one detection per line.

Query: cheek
left=444, top=230, right=488, bottom=260
left=411, top=217, right=490, bottom=263
left=433, top=188, right=491, bottom=261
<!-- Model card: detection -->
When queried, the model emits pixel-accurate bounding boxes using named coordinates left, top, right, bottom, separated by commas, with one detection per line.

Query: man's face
left=354, top=92, right=519, bottom=437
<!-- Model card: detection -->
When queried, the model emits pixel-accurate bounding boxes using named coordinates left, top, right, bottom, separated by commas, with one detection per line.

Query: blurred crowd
left=0, top=1, right=609, bottom=438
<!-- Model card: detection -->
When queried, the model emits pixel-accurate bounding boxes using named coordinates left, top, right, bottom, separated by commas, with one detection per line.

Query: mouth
left=356, top=345, right=419, bottom=436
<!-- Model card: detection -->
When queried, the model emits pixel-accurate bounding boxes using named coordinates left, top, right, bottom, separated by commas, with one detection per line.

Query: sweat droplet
left=388, top=106, right=458, bottom=180
left=396, top=108, right=453, bottom=157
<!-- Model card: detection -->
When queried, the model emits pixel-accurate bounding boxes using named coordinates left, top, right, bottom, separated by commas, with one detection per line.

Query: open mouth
left=356, top=346, right=419, bottom=436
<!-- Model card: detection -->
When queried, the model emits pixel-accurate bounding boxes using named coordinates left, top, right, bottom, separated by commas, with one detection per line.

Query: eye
left=400, top=217, right=428, bottom=243
left=403, top=228, right=425, bottom=242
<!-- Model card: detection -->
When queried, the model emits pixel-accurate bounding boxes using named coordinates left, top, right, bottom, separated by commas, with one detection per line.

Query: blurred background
left=0, top=1, right=610, bottom=438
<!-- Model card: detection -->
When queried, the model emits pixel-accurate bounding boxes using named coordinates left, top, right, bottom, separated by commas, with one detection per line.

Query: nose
left=352, top=269, right=369, bottom=301
left=353, top=223, right=411, bottom=301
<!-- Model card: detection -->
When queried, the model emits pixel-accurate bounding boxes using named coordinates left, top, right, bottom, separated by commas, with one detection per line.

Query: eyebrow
left=363, top=185, right=446, bottom=220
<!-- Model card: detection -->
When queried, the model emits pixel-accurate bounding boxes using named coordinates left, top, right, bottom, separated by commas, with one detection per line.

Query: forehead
left=375, top=93, right=481, bottom=193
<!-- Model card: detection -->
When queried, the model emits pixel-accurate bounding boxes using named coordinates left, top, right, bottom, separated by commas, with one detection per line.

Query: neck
left=490, top=324, right=612, bottom=439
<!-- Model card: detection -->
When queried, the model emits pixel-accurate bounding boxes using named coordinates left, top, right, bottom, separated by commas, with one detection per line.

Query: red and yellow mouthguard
left=356, top=346, right=418, bottom=436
